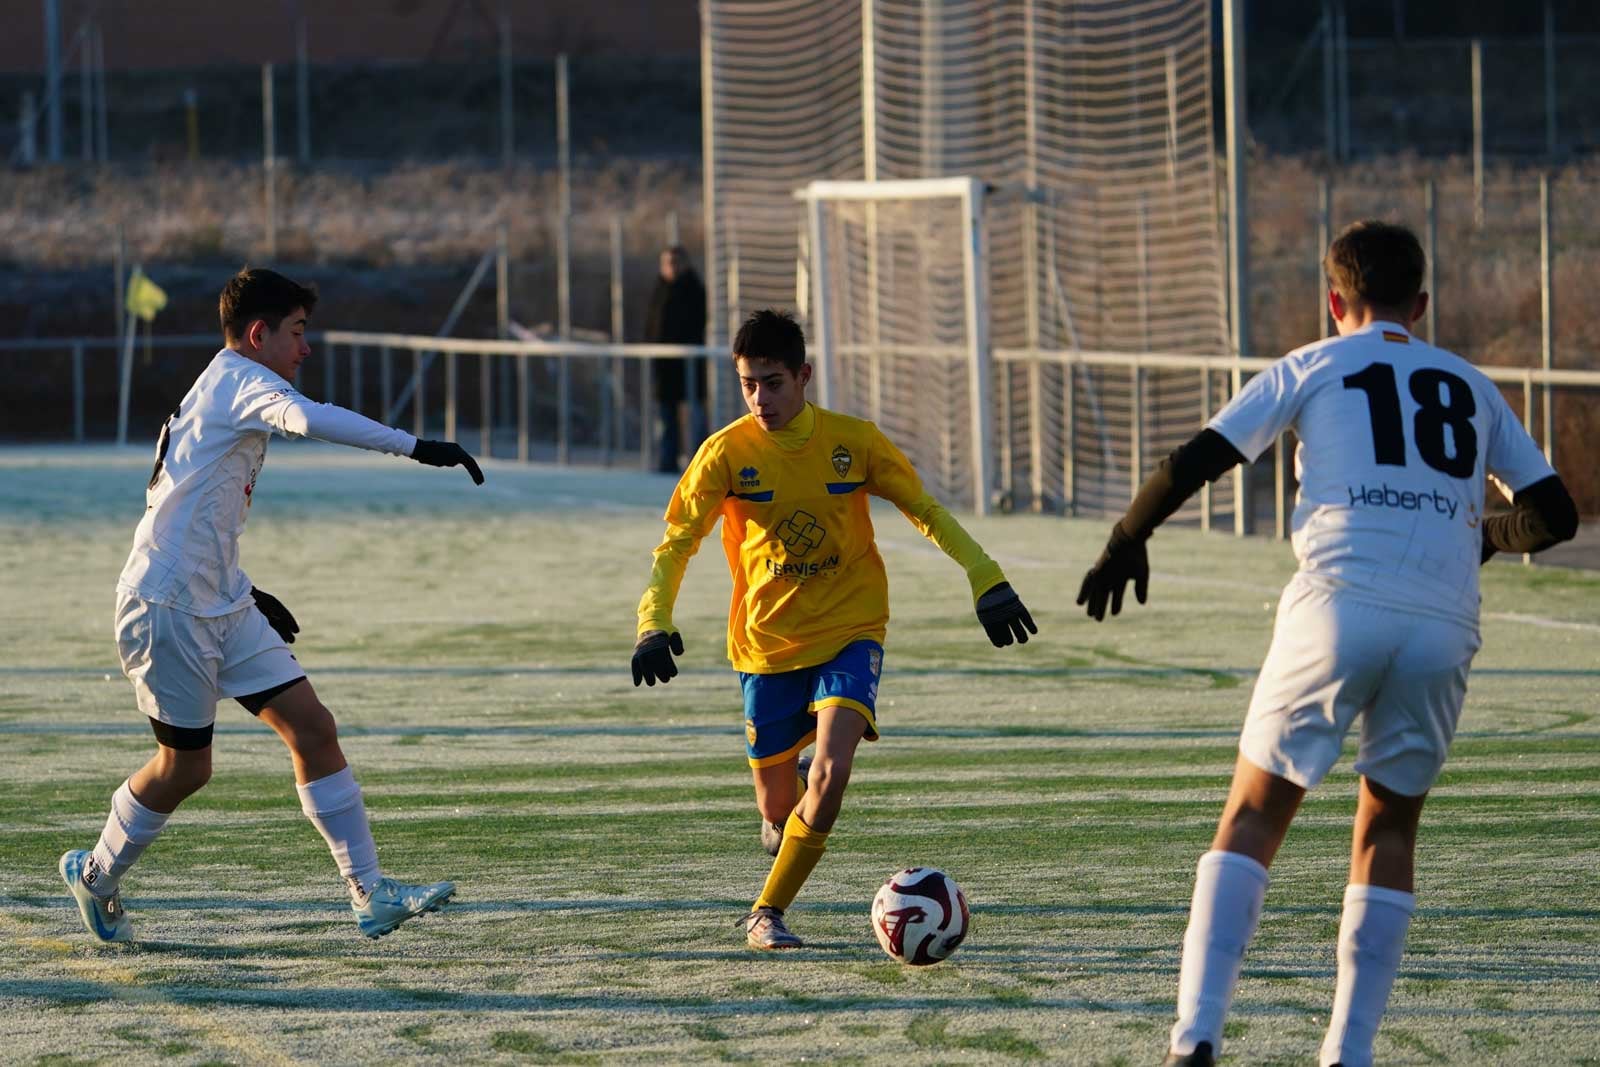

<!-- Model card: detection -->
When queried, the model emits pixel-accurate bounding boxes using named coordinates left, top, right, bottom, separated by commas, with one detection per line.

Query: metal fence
left=7, top=45, right=698, bottom=169
left=989, top=347, right=1598, bottom=536
left=1253, top=16, right=1600, bottom=159
left=11, top=330, right=1591, bottom=543
left=317, top=331, right=718, bottom=473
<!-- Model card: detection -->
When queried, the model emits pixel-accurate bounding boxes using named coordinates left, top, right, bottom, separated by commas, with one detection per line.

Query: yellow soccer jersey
left=637, top=404, right=1007, bottom=674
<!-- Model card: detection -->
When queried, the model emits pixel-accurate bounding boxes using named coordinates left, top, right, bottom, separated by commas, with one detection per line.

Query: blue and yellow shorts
left=738, top=639, right=884, bottom=768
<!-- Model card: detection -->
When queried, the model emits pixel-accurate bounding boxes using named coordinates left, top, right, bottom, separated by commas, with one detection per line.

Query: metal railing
left=993, top=347, right=1598, bottom=539
left=318, top=331, right=721, bottom=473
left=6, top=331, right=1596, bottom=544
left=0, top=333, right=225, bottom=444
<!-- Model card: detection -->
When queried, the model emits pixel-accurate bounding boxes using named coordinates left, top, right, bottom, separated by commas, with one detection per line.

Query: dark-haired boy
left=630, top=308, right=1037, bottom=950
left=60, top=267, right=485, bottom=944
left=1075, top=222, right=1577, bottom=1066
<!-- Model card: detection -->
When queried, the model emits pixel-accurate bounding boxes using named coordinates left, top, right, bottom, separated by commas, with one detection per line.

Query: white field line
left=7, top=892, right=1597, bottom=926
left=1483, top=611, right=1600, bottom=633
left=888, top=530, right=1598, bottom=630
left=17, top=788, right=1597, bottom=838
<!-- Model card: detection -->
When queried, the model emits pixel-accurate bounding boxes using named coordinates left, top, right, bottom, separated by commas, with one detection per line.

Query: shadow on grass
left=8, top=974, right=1600, bottom=1022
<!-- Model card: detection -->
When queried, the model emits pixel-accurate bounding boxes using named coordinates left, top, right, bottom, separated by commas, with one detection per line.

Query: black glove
left=976, top=582, right=1037, bottom=647
left=251, top=586, right=299, bottom=645
left=1076, top=526, right=1150, bottom=622
left=411, top=439, right=485, bottom=485
left=632, top=630, right=684, bottom=686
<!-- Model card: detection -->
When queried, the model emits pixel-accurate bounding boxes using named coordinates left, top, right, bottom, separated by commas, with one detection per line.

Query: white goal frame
left=794, top=176, right=996, bottom=515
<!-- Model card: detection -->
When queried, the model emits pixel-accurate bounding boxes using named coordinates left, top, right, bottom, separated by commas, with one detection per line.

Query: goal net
left=704, top=0, right=1234, bottom=519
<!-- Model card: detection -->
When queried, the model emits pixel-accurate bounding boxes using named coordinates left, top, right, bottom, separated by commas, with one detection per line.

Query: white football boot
left=351, top=876, right=455, bottom=938
left=739, top=906, right=803, bottom=950
left=59, top=850, right=132, bottom=943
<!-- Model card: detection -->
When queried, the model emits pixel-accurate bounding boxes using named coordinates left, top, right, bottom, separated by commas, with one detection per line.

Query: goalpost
left=797, top=178, right=994, bottom=515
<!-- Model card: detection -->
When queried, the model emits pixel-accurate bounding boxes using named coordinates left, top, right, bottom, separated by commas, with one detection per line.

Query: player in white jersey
left=60, top=267, right=487, bottom=944
left=1074, top=222, right=1578, bottom=1067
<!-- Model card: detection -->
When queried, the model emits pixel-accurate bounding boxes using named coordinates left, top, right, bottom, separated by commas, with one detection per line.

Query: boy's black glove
left=1076, top=526, right=1149, bottom=622
left=632, top=630, right=685, bottom=686
left=251, top=586, right=299, bottom=644
left=976, top=582, right=1037, bottom=647
left=411, top=439, right=485, bottom=485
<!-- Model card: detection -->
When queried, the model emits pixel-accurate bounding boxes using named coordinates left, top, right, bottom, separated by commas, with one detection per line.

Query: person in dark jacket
left=644, top=246, right=708, bottom=472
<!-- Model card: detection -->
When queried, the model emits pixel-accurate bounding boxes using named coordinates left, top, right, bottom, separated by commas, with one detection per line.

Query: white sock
left=87, top=780, right=170, bottom=897
left=297, top=766, right=381, bottom=899
left=1320, top=883, right=1416, bottom=1067
left=1170, top=849, right=1271, bottom=1056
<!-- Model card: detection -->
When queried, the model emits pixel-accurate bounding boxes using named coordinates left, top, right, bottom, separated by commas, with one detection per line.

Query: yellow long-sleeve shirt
left=637, top=403, right=1007, bottom=674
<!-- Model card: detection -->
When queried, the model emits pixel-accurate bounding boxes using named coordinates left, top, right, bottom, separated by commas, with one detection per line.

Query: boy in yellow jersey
left=631, top=309, right=1037, bottom=951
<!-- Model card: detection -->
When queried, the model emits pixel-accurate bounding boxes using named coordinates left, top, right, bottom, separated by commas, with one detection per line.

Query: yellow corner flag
left=125, top=267, right=168, bottom=323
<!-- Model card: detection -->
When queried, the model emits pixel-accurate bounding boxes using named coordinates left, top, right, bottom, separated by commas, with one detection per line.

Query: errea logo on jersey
left=738, top=466, right=761, bottom=488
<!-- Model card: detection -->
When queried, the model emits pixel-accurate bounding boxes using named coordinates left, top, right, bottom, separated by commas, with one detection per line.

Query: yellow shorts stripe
left=809, top=696, right=880, bottom=741
left=747, top=729, right=817, bottom=769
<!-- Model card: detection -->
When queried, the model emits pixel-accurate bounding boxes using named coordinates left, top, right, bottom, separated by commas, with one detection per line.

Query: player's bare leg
left=1166, top=757, right=1307, bottom=1066
left=1320, top=777, right=1426, bottom=1067
left=128, top=743, right=213, bottom=813
left=256, top=678, right=348, bottom=785
left=753, top=753, right=813, bottom=856
left=742, top=707, right=868, bottom=949
left=1348, top=775, right=1425, bottom=892
left=797, top=705, right=866, bottom=833
left=257, top=679, right=454, bottom=937
left=1209, top=756, right=1306, bottom=865
left=753, top=758, right=800, bottom=826
left=61, top=740, right=208, bottom=943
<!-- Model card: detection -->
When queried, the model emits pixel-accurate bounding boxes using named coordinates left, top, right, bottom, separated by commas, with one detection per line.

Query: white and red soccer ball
left=871, top=867, right=969, bottom=965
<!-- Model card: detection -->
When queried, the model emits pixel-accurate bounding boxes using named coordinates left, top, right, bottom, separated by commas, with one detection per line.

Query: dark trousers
left=654, top=359, right=709, bottom=472
left=656, top=394, right=683, bottom=472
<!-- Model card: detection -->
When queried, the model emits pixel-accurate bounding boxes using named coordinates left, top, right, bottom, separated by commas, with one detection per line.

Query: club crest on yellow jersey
left=831, top=445, right=853, bottom=477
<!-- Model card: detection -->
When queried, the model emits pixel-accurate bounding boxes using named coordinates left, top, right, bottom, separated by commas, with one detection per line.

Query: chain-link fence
left=5, top=51, right=698, bottom=168
left=1253, top=31, right=1600, bottom=159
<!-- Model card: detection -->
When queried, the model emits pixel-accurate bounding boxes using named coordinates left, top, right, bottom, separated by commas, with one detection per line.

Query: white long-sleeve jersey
left=1208, top=321, right=1553, bottom=627
left=117, top=348, right=418, bottom=616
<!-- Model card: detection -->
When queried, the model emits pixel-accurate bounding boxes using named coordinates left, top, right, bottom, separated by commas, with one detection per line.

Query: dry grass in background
left=3, top=154, right=1595, bottom=509
left=6, top=154, right=1596, bottom=367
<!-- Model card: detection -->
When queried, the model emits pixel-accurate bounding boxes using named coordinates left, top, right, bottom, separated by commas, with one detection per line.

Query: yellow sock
left=754, top=810, right=828, bottom=912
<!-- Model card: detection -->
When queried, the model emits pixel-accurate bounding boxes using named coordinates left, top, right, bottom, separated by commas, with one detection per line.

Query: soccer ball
left=870, top=867, right=969, bottom=965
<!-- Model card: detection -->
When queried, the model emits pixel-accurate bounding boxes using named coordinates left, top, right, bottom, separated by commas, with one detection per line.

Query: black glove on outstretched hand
left=251, top=586, right=299, bottom=645
left=411, top=439, right=485, bottom=485
left=1076, top=525, right=1150, bottom=622
left=976, top=582, right=1037, bottom=647
left=632, top=630, right=684, bottom=686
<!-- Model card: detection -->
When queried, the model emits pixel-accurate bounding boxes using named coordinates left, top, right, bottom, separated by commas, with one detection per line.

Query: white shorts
left=1239, top=576, right=1481, bottom=797
left=115, top=593, right=304, bottom=730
